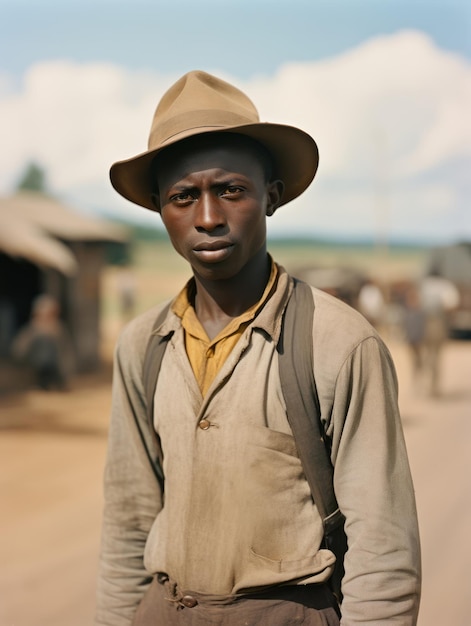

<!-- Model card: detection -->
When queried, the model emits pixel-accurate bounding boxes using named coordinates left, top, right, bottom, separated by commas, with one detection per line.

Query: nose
left=195, top=193, right=226, bottom=232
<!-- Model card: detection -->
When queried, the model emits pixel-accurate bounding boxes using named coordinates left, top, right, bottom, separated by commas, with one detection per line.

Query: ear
left=151, top=192, right=162, bottom=213
left=265, top=180, right=284, bottom=217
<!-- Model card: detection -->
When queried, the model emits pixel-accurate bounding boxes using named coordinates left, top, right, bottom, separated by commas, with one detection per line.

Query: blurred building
left=0, top=191, right=129, bottom=392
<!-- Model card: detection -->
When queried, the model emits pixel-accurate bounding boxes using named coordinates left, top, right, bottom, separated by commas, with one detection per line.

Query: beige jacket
left=96, top=266, right=421, bottom=625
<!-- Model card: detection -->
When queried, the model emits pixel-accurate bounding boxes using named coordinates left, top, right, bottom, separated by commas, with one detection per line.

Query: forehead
left=154, top=134, right=267, bottom=184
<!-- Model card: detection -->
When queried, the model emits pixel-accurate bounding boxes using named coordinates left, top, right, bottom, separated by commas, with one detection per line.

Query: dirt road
left=1, top=338, right=470, bottom=626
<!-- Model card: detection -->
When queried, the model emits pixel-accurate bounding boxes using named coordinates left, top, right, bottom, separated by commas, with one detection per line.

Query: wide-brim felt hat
left=110, top=70, right=319, bottom=211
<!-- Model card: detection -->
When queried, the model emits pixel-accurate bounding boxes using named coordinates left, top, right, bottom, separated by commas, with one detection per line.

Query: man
left=419, top=270, right=460, bottom=396
left=12, top=294, right=74, bottom=390
left=96, top=70, right=421, bottom=625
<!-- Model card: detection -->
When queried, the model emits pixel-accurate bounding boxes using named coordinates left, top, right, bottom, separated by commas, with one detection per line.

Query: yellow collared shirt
left=172, top=261, right=278, bottom=396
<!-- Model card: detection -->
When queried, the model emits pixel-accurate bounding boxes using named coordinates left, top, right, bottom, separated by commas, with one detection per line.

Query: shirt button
left=156, top=572, right=169, bottom=584
left=181, top=595, right=198, bottom=608
left=198, top=419, right=211, bottom=430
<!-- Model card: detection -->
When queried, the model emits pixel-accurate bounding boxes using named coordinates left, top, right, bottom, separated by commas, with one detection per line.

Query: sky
left=1, top=0, right=470, bottom=244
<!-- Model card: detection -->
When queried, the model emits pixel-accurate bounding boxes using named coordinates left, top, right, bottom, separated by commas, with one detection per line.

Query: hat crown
left=148, top=70, right=260, bottom=150
left=110, top=70, right=319, bottom=212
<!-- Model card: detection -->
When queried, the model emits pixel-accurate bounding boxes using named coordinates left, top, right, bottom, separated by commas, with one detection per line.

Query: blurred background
left=0, top=1, right=470, bottom=624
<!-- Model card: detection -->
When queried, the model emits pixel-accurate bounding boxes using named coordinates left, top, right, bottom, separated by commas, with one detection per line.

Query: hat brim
left=110, top=122, right=319, bottom=211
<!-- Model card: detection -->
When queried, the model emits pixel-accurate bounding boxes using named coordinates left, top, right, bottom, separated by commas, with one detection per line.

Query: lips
left=192, top=240, right=235, bottom=263
left=193, top=240, right=233, bottom=252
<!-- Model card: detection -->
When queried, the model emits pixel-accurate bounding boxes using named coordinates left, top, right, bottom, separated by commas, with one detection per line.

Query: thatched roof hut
left=0, top=192, right=129, bottom=391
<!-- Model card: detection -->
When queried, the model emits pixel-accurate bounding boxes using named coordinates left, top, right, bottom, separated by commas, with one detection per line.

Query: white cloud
left=0, top=30, right=469, bottom=242
left=249, top=30, right=471, bottom=181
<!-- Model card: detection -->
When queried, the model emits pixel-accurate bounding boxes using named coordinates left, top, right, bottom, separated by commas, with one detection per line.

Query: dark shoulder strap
left=142, top=303, right=172, bottom=490
left=278, top=279, right=346, bottom=600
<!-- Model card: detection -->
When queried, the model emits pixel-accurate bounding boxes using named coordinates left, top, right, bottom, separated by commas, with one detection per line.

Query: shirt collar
left=154, top=258, right=293, bottom=344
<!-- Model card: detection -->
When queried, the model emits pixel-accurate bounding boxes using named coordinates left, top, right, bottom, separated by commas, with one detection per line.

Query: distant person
left=419, top=271, right=460, bottom=396
left=12, top=294, right=74, bottom=390
left=117, top=266, right=137, bottom=323
left=96, top=70, right=421, bottom=626
left=402, top=284, right=427, bottom=387
left=357, top=279, right=385, bottom=328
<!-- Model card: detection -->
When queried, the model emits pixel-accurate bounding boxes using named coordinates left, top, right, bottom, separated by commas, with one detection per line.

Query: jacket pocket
left=249, top=547, right=335, bottom=574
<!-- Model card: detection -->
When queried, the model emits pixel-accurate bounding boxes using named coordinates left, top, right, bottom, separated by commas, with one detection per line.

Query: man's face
left=154, top=136, right=282, bottom=281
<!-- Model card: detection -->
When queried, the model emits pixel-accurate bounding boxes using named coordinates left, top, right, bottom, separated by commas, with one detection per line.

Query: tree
left=16, top=162, right=47, bottom=193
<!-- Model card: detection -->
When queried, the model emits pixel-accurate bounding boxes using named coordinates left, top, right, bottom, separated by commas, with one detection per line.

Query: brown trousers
left=132, top=575, right=340, bottom=626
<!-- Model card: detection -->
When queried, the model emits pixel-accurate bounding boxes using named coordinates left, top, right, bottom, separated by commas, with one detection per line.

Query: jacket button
left=198, top=419, right=211, bottom=430
left=181, top=595, right=198, bottom=608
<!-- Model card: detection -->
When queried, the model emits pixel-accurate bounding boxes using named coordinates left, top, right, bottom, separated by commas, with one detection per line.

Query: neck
left=192, top=248, right=271, bottom=338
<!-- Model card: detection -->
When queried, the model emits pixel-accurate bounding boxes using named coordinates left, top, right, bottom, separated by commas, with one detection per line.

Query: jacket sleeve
left=95, top=319, right=164, bottom=626
left=331, top=336, right=421, bottom=625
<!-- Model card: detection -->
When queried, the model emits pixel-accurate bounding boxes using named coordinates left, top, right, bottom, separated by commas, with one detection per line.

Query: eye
left=170, top=191, right=194, bottom=206
left=221, top=185, right=244, bottom=197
